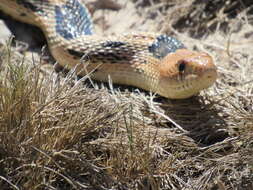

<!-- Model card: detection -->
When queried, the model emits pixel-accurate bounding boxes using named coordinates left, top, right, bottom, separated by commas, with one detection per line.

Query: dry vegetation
left=0, top=0, right=253, bottom=189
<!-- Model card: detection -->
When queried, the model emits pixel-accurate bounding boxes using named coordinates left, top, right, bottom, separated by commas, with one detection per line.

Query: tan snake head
left=157, top=49, right=217, bottom=99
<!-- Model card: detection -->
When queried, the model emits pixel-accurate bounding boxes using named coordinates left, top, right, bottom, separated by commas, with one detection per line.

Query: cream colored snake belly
left=0, top=0, right=217, bottom=99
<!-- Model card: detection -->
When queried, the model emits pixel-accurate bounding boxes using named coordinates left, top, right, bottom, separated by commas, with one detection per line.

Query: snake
left=0, top=0, right=217, bottom=99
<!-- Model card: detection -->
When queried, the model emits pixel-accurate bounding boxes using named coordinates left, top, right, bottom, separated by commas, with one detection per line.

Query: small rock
left=0, top=20, right=12, bottom=44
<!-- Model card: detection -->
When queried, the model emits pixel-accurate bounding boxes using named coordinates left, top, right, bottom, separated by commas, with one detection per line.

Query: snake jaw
left=157, top=49, right=217, bottom=99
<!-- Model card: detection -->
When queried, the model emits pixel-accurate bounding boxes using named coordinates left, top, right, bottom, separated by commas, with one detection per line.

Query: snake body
left=0, top=0, right=217, bottom=99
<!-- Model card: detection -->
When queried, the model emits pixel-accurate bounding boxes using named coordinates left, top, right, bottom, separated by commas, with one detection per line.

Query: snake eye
left=178, top=60, right=187, bottom=72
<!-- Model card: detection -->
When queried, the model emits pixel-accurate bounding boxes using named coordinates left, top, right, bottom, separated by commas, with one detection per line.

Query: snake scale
left=0, top=0, right=217, bottom=99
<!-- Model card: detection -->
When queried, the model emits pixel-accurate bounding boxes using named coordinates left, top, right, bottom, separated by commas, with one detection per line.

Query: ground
left=0, top=0, right=253, bottom=189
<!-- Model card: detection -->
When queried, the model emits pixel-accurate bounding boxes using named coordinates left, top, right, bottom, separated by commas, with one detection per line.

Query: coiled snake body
left=0, top=0, right=217, bottom=99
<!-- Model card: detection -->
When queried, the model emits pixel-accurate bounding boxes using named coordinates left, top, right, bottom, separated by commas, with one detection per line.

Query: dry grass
left=0, top=0, right=253, bottom=189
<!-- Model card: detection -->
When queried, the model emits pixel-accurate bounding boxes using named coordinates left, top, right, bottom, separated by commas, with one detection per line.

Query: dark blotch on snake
left=55, top=0, right=93, bottom=40
left=102, top=41, right=126, bottom=48
left=94, top=52, right=125, bottom=62
left=68, top=49, right=84, bottom=58
left=16, top=0, right=46, bottom=16
left=68, top=48, right=126, bottom=62
left=148, top=34, right=185, bottom=59
left=16, top=0, right=38, bottom=12
left=20, top=13, right=27, bottom=17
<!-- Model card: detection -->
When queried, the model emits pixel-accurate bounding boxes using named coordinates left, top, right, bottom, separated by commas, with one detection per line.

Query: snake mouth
left=159, top=70, right=217, bottom=99
left=172, top=65, right=217, bottom=99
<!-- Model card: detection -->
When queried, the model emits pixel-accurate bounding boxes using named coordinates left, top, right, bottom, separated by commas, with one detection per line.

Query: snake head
left=157, top=49, right=217, bottom=99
